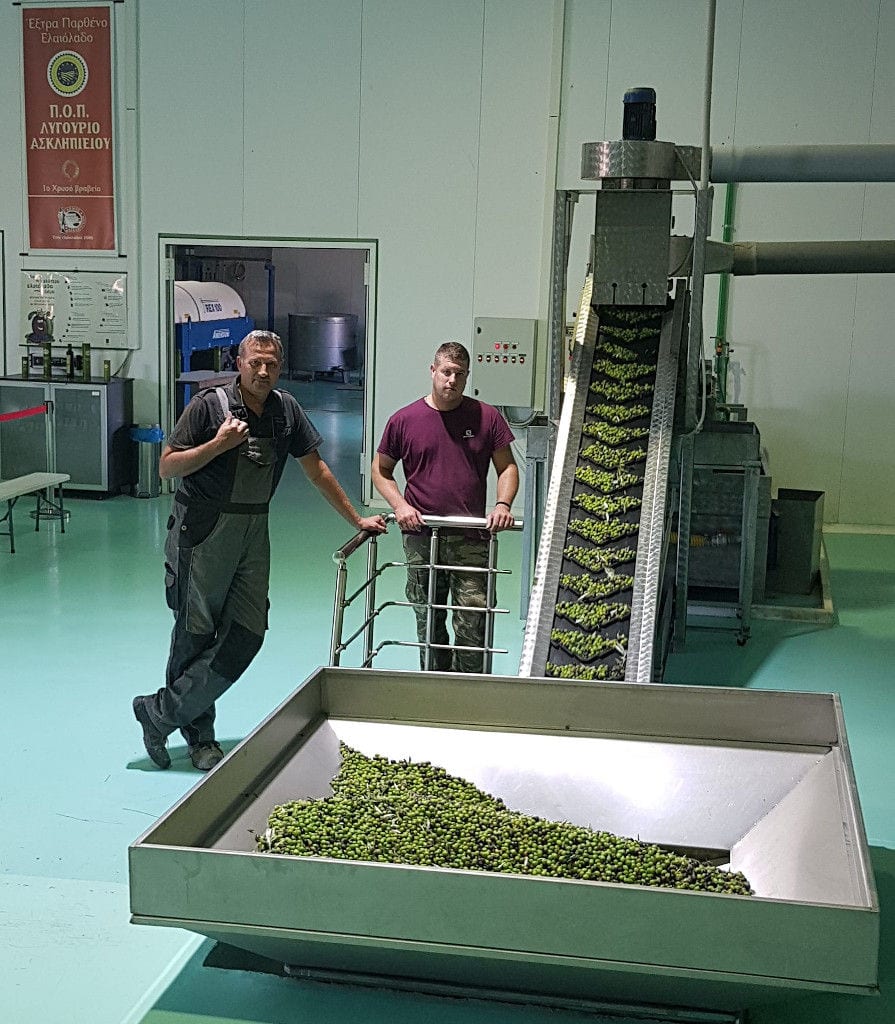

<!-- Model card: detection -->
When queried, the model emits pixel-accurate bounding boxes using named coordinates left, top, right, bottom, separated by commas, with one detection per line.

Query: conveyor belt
left=520, top=288, right=685, bottom=682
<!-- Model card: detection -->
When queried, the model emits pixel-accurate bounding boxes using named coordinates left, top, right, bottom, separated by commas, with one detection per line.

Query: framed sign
left=22, top=5, right=116, bottom=251
left=22, top=270, right=129, bottom=348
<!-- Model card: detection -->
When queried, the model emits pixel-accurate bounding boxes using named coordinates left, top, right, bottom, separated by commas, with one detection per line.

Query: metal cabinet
left=0, top=376, right=135, bottom=493
left=0, top=380, right=48, bottom=479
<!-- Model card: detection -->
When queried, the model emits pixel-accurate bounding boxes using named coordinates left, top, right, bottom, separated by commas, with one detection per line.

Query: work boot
left=133, top=696, right=170, bottom=769
left=189, top=741, right=224, bottom=772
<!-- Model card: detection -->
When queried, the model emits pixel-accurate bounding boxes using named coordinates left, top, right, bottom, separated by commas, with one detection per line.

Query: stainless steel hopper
left=129, top=668, right=878, bottom=1012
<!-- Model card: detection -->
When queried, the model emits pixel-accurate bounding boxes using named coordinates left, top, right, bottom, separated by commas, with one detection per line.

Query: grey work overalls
left=156, top=388, right=282, bottom=744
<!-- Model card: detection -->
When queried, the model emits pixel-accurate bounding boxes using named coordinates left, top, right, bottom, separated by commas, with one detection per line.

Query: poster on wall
left=22, top=270, right=128, bottom=348
left=21, top=5, right=116, bottom=251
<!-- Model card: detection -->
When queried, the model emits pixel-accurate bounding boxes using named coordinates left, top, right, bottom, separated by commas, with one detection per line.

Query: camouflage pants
left=403, top=531, right=491, bottom=673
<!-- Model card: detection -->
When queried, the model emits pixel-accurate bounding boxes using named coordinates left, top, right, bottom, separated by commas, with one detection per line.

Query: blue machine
left=173, top=280, right=254, bottom=373
left=175, top=316, right=254, bottom=373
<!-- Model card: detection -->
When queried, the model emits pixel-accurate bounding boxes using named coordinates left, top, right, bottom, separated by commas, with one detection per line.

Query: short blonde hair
left=435, top=341, right=470, bottom=366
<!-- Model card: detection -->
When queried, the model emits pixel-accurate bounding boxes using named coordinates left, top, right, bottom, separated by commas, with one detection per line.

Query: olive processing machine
left=520, top=87, right=895, bottom=675
left=129, top=77, right=894, bottom=1022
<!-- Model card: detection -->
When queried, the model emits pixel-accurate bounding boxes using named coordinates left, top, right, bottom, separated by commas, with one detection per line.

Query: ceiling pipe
left=730, top=239, right=895, bottom=275
left=710, top=144, right=895, bottom=183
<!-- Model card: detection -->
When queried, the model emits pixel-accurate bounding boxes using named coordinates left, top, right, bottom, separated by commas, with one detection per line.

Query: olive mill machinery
left=521, top=87, right=895, bottom=674
left=130, top=80, right=894, bottom=1023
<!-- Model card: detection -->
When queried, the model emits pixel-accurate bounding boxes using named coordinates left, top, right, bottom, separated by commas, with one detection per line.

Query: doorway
left=159, top=236, right=378, bottom=502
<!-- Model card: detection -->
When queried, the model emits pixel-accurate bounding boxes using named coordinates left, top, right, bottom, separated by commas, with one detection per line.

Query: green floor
left=1, top=382, right=892, bottom=1023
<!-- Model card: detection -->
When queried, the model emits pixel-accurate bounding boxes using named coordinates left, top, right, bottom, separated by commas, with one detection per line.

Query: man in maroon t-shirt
left=372, top=342, right=518, bottom=672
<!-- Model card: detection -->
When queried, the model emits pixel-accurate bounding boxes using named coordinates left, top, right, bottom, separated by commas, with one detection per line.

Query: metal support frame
left=673, top=186, right=714, bottom=652
left=424, top=531, right=440, bottom=671
left=329, top=514, right=523, bottom=671
left=519, top=420, right=549, bottom=620
left=548, top=191, right=579, bottom=429
left=674, top=436, right=695, bottom=656
left=274, top=960, right=744, bottom=1024
left=735, top=461, right=761, bottom=645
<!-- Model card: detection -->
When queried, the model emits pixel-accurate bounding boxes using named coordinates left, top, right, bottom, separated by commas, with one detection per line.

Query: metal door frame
left=158, top=234, right=379, bottom=502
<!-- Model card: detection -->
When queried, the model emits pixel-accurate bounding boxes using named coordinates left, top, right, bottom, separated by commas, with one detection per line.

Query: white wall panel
left=870, top=0, right=895, bottom=143
left=242, top=0, right=363, bottom=236
left=0, top=4, right=26, bottom=262
left=734, top=1, right=879, bottom=146
left=732, top=182, right=868, bottom=242
left=357, top=0, right=485, bottom=441
left=839, top=274, right=895, bottom=525
left=473, top=0, right=558, bottom=319
left=556, top=0, right=611, bottom=190
left=137, top=0, right=246, bottom=233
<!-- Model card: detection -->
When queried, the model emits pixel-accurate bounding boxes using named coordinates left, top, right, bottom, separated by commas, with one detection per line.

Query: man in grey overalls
left=133, top=330, right=386, bottom=771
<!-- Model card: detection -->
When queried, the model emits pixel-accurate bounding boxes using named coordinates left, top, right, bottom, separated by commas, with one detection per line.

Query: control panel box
left=470, top=317, right=537, bottom=406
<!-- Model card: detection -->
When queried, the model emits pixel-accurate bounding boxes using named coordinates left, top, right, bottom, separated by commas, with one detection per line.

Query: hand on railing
left=359, top=513, right=389, bottom=534
left=333, top=513, right=395, bottom=562
left=486, top=503, right=516, bottom=534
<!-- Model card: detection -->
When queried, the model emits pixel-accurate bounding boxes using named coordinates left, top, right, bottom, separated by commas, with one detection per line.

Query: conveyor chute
left=520, top=292, right=686, bottom=683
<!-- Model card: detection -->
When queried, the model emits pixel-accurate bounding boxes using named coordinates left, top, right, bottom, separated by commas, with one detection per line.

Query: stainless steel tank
left=288, top=314, right=357, bottom=374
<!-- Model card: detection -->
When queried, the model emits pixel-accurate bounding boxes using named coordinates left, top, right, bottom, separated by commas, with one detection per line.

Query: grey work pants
left=146, top=503, right=270, bottom=743
left=403, top=531, right=490, bottom=673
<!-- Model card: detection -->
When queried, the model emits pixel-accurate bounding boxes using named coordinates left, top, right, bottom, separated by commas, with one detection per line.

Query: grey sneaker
left=189, top=741, right=224, bottom=772
left=133, top=696, right=170, bottom=769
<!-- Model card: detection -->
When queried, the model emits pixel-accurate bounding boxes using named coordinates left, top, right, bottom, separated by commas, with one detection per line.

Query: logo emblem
left=47, top=51, right=89, bottom=97
left=463, top=429, right=474, bottom=438
left=58, top=206, right=85, bottom=234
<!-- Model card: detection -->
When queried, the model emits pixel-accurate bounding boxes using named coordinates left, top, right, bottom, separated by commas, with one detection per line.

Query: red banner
left=22, top=6, right=115, bottom=251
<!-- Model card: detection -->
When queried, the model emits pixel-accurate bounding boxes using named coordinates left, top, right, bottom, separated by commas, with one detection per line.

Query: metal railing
left=330, top=513, right=523, bottom=672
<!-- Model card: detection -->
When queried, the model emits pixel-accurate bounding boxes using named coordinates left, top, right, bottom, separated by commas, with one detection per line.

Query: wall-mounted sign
left=22, top=270, right=128, bottom=348
left=21, top=5, right=116, bottom=251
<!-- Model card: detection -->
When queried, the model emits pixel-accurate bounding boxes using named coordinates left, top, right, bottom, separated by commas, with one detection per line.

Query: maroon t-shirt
left=377, top=397, right=514, bottom=518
